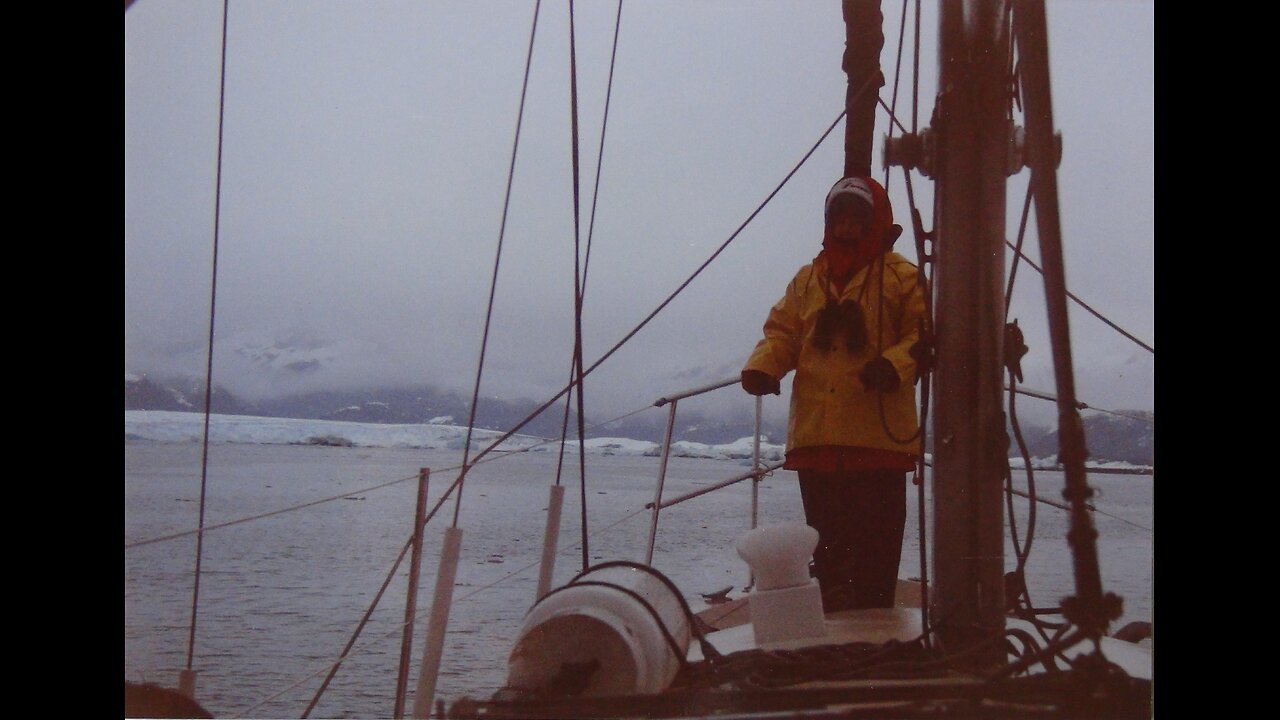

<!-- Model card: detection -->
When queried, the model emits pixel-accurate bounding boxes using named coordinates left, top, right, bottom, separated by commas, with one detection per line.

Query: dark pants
left=797, top=469, right=907, bottom=611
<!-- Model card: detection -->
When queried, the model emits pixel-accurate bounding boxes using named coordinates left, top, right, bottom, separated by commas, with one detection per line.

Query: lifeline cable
left=1007, top=385, right=1153, bottom=423
left=134, top=98, right=857, bottom=709
left=241, top=411, right=780, bottom=711
left=124, top=472, right=420, bottom=550
left=240, top=505, right=654, bottom=716
left=237, top=475, right=484, bottom=716
left=124, top=399, right=668, bottom=552
left=1008, top=485, right=1149, bottom=532
left=454, top=506, right=649, bottom=605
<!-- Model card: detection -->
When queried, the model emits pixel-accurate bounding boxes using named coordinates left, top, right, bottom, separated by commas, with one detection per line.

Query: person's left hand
left=859, top=356, right=900, bottom=392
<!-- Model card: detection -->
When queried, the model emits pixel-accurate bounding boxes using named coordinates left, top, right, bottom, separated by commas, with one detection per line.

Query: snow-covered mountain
left=124, top=373, right=1152, bottom=466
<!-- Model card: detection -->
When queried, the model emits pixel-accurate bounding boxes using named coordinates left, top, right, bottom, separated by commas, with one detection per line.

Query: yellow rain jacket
left=743, top=250, right=925, bottom=460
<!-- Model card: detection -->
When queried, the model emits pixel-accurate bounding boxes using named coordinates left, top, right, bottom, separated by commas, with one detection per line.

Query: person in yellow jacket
left=741, top=175, right=925, bottom=612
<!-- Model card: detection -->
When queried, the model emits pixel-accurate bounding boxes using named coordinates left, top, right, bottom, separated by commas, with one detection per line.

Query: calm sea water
left=124, top=441, right=1153, bottom=718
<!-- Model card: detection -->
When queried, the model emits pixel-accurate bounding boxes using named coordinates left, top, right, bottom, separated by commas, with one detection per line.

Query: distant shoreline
left=124, top=410, right=1153, bottom=474
left=1073, top=466, right=1153, bottom=476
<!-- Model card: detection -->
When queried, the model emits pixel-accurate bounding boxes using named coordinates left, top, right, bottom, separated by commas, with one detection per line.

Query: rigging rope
left=1005, top=178, right=1036, bottom=312
left=147, top=5, right=1153, bottom=710
left=886, top=0, right=938, bottom=646
left=1007, top=484, right=1150, bottom=532
left=552, top=0, right=624, bottom=524
left=451, top=4, right=848, bottom=535
left=1009, top=385, right=1154, bottom=424
left=566, top=0, right=592, bottom=572
left=454, top=107, right=852, bottom=476
left=301, top=535, right=414, bottom=718
left=881, top=0, right=909, bottom=192
left=1004, top=373, right=1074, bottom=638
left=124, top=472, right=420, bottom=550
left=1000, top=172, right=1055, bottom=636
left=581, top=0, right=623, bottom=293
left=877, top=80, right=1151, bottom=363
left=1006, top=374, right=1045, bottom=608
left=877, top=97, right=912, bottom=136
left=185, top=0, right=231, bottom=675
left=455, top=506, right=648, bottom=604
left=452, top=0, right=543, bottom=528
left=124, top=398, right=673, bottom=551
left=135, top=402, right=780, bottom=712
left=238, top=475, right=476, bottom=716
left=874, top=0, right=935, bottom=647
left=238, top=504, right=655, bottom=716
left=1004, top=238, right=1154, bottom=355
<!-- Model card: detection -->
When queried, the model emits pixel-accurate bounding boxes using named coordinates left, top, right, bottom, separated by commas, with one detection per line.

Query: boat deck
left=692, top=606, right=1152, bottom=682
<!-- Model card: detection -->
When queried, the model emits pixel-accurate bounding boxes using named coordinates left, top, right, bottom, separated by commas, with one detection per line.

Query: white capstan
left=735, top=523, right=819, bottom=591
left=736, top=524, right=828, bottom=645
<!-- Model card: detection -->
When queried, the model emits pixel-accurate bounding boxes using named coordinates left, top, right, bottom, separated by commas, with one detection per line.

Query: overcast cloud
left=125, top=0, right=1154, bottom=428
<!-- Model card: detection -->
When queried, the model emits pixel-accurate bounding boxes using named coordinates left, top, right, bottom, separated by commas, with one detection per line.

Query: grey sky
left=125, top=1, right=1154, bottom=428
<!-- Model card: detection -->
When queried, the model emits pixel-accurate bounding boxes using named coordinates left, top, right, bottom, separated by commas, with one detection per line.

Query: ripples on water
left=125, top=442, right=1153, bottom=718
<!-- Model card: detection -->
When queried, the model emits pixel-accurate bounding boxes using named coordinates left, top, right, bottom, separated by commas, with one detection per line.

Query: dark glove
left=741, top=369, right=780, bottom=396
left=859, top=356, right=900, bottom=393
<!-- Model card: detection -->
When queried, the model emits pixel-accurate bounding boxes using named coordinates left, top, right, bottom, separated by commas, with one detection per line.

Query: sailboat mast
left=928, top=0, right=1011, bottom=663
left=841, top=0, right=885, bottom=177
left=845, top=0, right=1010, bottom=659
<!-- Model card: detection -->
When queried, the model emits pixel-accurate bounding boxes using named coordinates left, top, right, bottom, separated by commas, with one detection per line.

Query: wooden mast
left=843, top=0, right=1012, bottom=659
left=880, top=0, right=1122, bottom=664
left=927, top=0, right=1012, bottom=663
left=841, top=0, right=885, bottom=178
